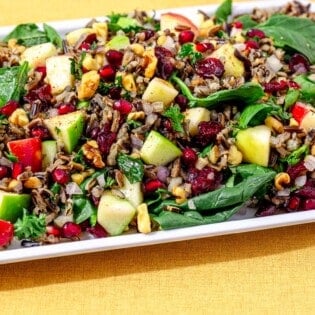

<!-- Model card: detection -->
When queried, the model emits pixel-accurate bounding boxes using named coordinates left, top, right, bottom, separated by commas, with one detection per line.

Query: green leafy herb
left=177, top=43, right=202, bottom=64
left=3, top=23, right=62, bottom=48
left=199, top=144, right=213, bottom=158
left=235, top=14, right=258, bottom=29
left=73, top=196, right=97, bottom=225
left=280, top=144, right=309, bottom=166
left=117, top=153, right=144, bottom=184
left=14, top=209, right=46, bottom=240
left=80, top=168, right=115, bottom=193
left=97, top=75, right=122, bottom=95
left=162, top=105, right=184, bottom=133
left=284, top=88, right=300, bottom=110
left=127, top=119, right=142, bottom=129
left=171, top=73, right=264, bottom=109
left=4, top=151, right=18, bottom=162
left=70, top=52, right=86, bottom=80
left=107, top=13, right=141, bottom=33
left=0, top=62, right=29, bottom=107
left=214, top=0, right=232, bottom=24
left=256, top=15, right=315, bottom=63
left=294, top=75, right=315, bottom=104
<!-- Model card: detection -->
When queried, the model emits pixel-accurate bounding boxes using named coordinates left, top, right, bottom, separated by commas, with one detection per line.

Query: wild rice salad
left=0, top=0, right=314, bottom=248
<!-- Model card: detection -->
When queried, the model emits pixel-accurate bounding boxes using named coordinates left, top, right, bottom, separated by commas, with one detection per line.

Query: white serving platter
left=0, top=0, right=314, bottom=264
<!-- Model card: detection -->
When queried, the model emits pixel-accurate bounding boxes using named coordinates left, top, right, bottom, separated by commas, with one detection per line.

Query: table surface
left=0, top=0, right=314, bottom=314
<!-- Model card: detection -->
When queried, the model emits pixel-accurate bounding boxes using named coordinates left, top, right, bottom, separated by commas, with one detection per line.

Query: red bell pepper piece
left=0, top=220, right=14, bottom=247
left=291, top=102, right=310, bottom=124
left=7, top=138, right=42, bottom=172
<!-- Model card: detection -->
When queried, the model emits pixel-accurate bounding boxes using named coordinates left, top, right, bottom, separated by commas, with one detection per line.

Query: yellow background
left=0, top=1, right=314, bottom=314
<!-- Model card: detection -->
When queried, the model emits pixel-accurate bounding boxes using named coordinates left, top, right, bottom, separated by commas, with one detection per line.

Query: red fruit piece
left=97, top=131, right=117, bottom=156
left=0, top=166, right=10, bottom=179
left=301, top=198, right=315, bottom=210
left=99, top=64, right=116, bottom=81
left=291, top=102, right=309, bottom=124
left=246, top=29, right=265, bottom=39
left=178, top=30, right=195, bottom=44
left=52, top=168, right=70, bottom=185
left=245, top=40, right=259, bottom=50
left=58, top=103, right=76, bottom=115
left=12, top=162, right=24, bottom=179
left=30, top=125, right=50, bottom=140
left=196, top=58, right=224, bottom=78
left=113, top=99, right=133, bottom=114
left=86, top=223, right=108, bottom=238
left=196, top=121, right=223, bottom=146
left=79, top=33, right=97, bottom=50
left=0, top=100, right=19, bottom=116
left=233, top=21, right=243, bottom=29
left=195, top=42, right=214, bottom=53
left=61, top=222, right=82, bottom=238
left=46, top=225, right=61, bottom=237
left=286, top=161, right=307, bottom=181
left=289, top=53, right=310, bottom=74
left=264, top=80, right=288, bottom=93
left=181, top=148, right=198, bottom=166
left=144, top=179, right=164, bottom=193
left=287, top=196, right=301, bottom=211
left=105, top=49, right=124, bottom=68
left=0, top=220, right=14, bottom=247
left=35, top=66, right=47, bottom=79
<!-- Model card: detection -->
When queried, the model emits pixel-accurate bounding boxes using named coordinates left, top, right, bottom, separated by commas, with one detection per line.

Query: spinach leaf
left=0, top=62, right=29, bottom=107
left=235, top=14, right=258, bottom=29
left=162, top=105, right=184, bottom=133
left=238, top=103, right=276, bottom=129
left=152, top=203, right=243, bottom=230
left=73, top=196, right=97, bottom=225
left=177, top=43, right=202, bottom=64
left=284, top=88, right=300, bottom=110
left=280, top=144, right=309, bottom=166
left=256, top=15, right=315, bottom=64
left=43, top=23, right=62, bottom=48
left=171, top=74, right=264, bottom=109
left=294, top=75, right=315, bottom=104
left=215, top=0, right=232, bottom=24
left=117, top=153, right=144, bottom=183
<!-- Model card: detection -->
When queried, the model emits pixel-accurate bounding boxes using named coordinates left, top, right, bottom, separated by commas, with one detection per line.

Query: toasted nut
left=82, top=53, right=99, bottom=71
left=92, top=22, right=108, bottom=42
left=143, top=48, right=158, bottom=78
left=130, top=43, right=145, bottom=56
left=265, top=116, right=284, bottom=133
left=195, top=157, right=209, bottom=170
left=82, top=140, right=105, bottom=168
left=24, top=177, right=42, bottom=189
left=9, top=108, right=29, bottom=127
left=208, top=145, right=221, bottom=164
left=137, top=203, right=151, bottom=234
left=172, top=186, right=187, bottom=204
left=311, top=144, right=315, bottom=156
left=274, top=172, right=291, bottom=190
left=8, top=179, right=20, bottom=191
left=77, top=70, right=100, bottom=100
left=127, top=111, right=145, bottom=121
left=227, top=145, right=243, bottom=166
left=122, top=73, right=137, bottom=92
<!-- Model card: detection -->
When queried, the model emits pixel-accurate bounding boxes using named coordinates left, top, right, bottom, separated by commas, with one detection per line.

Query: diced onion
left=65, top=182, right=83, bottom=196
left=304, top=155, right=315, bottom=171
left=295, top=175, right=307, bottom=187
left=266, top=55, right=283, bottom=73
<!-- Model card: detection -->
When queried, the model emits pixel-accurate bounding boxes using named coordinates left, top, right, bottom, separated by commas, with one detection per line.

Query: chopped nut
left=172, top=186, right=187, bottom=204
left=9, top=108, right=29, bottom=127
left=265, top=116, right=284, bottom=133
left=23, top=177, right=42, bottom=189
left=196, top=157, right=209, bottom=170
left=143, top=48, right=158, bottom=78
left=208, top=145, right=221, bottom=164
left=127, top=111, right=145, bottom=121
left=77, top=70, right=100, bottom=100
left=227, top=145, right=243, bottom=166
left=137, top=203, right=151, bottom=234
left=122, top=73, right=137, bottom=92
left=311, top=144, right=315, bottom=156
left=274, top=172, right=291, bottom=191
left=8, top=179, right=20, bottom=191
left=130, top=43, right=145, bottom=56
left=82, top=140, right=105, bottom=168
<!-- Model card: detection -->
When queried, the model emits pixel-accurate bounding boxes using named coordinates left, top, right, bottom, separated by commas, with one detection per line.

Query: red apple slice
left=160, top=13, right=199, bottom=36
left=291, top=102, right=315, bottom=130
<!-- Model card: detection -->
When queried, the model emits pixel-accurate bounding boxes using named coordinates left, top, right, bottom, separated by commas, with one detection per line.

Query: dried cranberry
left=52, top=168, right=70, bottom=185
left=143, top=29, right=155, bottom=40
left=256, top=201, right=277, bottom=216
left=57, top=103, right=76, bottom=115
left=79, top=33, right=97, bottom=50
left=89, top=127, right=101, bottom=140
left=30, top=125, right=50, bottom=140
left=181, top=148, right=198, bottom=167
left=80, top=42, right=91, bottom=51
left=35, top=66, right=47, bottom=79
left=99, top=64, right=116, bottom=81
left=175, top=94, right=188, bottom=110
left=108, top=86, right=122, bottom=99
left=245, top=40, right=259, bottom=50
left=246, top=28, right=265, bottom=39
left=11, top=162, right=24, bottom=179
left=46, top=225, right=61, bottom=237
left=106, top=49, right=124, bottom=68
left=97, top=131, right=117, bottom=156
left=161, top=118, right=173, bottom=132
left=113, top=99, right=133, bottom=114
left=0, top=166, right=10, bottom=179
left=289, top=53, right=310, bottom=74
left=187, top=166, right=222, bottom=196
left=196, top=57, right=224, bottom=78
left=288, top=196, right=301, bottom=211
left=195, top=42, right=214, bottom=53
left=144, top=179, right=164, bottom=193
left=24, top=84, right=52, bottom=115
left=86, top=223, right=108, bottom=238
left=233, top=21, right=243, bottom=29
left=154, top=46, right=173, bottom=59
left=196, top=121, right=223, bottom=146
left=301, top=198, right=315, bottom=210
left=294, top=186, right=315, bottom=198
left=264, top=80, right=288, bottom=93
left=0, top=100, right=19, bottom=116
left=0, top=220, right=14, bottom=247
left=155, top=46, right=174, bottom=79
left=286, top=161, right=307, bottom=181
left=178, top=30, right=195, bottom=44
left=61, top=222, right=82, bottom=238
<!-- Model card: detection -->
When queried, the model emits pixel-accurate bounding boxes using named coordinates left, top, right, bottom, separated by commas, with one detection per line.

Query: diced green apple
left=44, top=111, right=85, bottom=154
left=235, top=125, right=271, bottom=167
left=119, top=175, right=143, bottom=208
left=41, top=140, right=57, bottom=169
left=140, top=130, right=182, bottom=166
left=20, top=42, right=57, bottom=68
left=97, top=191, right=136, bottom=236
left=0, top=191, right=31, bottom=222
left=184, top=107, right=211, bottom=136
left=142, top=77, right=178, bottom=107
left=106, top=35, right=130, bottom=50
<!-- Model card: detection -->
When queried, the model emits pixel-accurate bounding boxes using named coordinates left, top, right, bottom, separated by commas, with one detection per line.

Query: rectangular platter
left=0, top=0, right=314, bottom=264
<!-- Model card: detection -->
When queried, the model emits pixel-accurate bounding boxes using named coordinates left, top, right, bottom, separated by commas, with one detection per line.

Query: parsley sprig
left=162, top=105, right=184, bottom=133
left=177, top=43, right=202, bottom=65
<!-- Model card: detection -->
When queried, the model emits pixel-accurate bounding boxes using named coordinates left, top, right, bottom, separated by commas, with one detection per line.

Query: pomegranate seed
left=61, top=222, right=82, bottom=238
left=264, top=80, right=288, bottom=93
left=79, top=33, right=97, bottom=50
left=245, top=40, right=259, bottom=50
left=99, top=64, right=116, bottom=81
left=30, top=125, right=50, bottom=140
left=80, top=42, right=91, bottom=51
left=196, top=121, right=223, bottom=146
left=155, top=46, right=174, bottom=79
left=233, top=21, right=243, bottom=29
left=295, top=186, right=315, bottom=198
left=196, top=57, right=225, bottom=78
left=52, top=168, right=70, bottom=185
left=161, top=118, right=173, bottom=132
left=35, top=66, right=47, bottom=78
left=46, top=225, right=61, bottom=237
left=301, top=198, right=315, bottom=210
left=289, top=53, right=310, bottom=74
left=57, top=103, right=76, bottom=115
left=0, top=166, right=10, bottom=179
left=288, top=196, right=301, bottom=211
left=246, top=28, right=265, bottom=39
left=97, top=132, right=117, bottom=155
left=181, top=148, right=198, bottom=166
left=24, top=84, right=52, bottom=107
left=145, top=179, right=164, bottom=193
left=89, top=127, right=101, bottom=139
left=12, top=162, right=24, bottom=179
left=178, top=30, right=195, bottom=44
left=105, top=50, right=124, bottom=68
left=113, top=99, right=133, bottom=114
left=86, top=223, right=108, bottom=238
left=195, top=42, right=214, bottom=53
left=0, top=100, right=19, bottom=116
left=286, top=161, right=307, bottom=181
left=0, top=220, right=14, bottom=247
left=175, top=94, right=188, bottom=110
